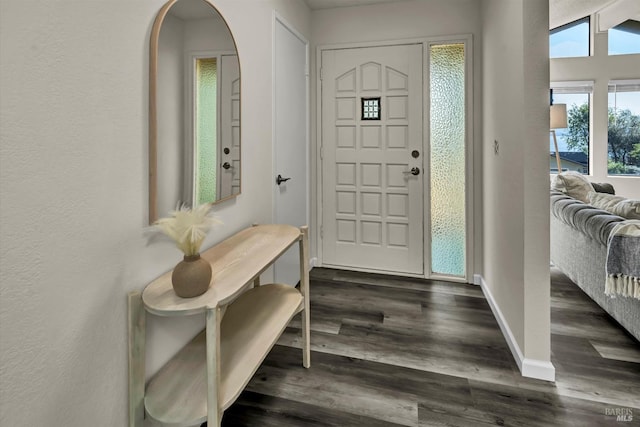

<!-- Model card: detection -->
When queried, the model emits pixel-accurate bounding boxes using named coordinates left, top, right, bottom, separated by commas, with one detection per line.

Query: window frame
left=550, top=81, right=594, bottom=175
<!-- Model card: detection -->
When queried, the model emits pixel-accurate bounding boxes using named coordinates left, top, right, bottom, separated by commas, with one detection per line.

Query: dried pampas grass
left=153, top=203, right=222, bottom=256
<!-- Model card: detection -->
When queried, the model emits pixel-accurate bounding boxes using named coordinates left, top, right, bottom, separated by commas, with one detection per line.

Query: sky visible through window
left=550, top=19, right=589, bottom=58
left=550, top=18, right=640, bottom=58
left=609, top=91, right=640, bottom=116
left=609, top=20, right=640, bottom=55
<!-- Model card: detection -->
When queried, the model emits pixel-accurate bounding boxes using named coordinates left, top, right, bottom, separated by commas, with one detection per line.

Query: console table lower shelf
left=144, top=284, right=303, bottom=425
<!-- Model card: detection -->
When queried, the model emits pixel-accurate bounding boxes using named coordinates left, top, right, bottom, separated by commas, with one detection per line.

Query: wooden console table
left=128, top=224, right=311, bottom=426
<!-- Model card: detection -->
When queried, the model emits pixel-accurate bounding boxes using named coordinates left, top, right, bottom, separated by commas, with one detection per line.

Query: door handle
left=276, top=174, right=291, bottom=185
left=222, top=162, right=231, bottom=170
left=403, top=167, right=420, bottom=176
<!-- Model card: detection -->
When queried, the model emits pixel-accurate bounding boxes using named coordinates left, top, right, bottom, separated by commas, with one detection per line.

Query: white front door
left=219, top=54, right=240, bottom=199
left=274, top=17, right=309, bottom=285
left=321, top=44, right=423, bottom=275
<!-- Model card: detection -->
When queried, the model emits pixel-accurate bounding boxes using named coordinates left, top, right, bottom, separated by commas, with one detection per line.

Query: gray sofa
left=550, top=190, right=640, bottom=341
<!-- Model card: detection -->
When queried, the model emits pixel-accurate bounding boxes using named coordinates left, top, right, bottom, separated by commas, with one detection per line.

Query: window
left=550, top=17, right=590, bottom=58
left=430, top=43, right=466, bottom=278
left=550, top=82, right=593, bottom=174
left=608, top=80, right=640, bottom=176
left=361, top=97, right=381, bottom=120
left=608, top=20, right=640, bottom=56
left=195, top=57, right=218, bottom=204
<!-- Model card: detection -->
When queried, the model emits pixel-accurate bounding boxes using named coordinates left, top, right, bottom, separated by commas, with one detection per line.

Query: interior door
left=321, top=44, right=423, bottom=275
left=219, top=54, right=240, bottom=198
left=274, top=18, right=308, bottom=285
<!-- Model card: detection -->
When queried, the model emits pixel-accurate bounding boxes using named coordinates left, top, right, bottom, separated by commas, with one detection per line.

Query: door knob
left=276, top=174, right=291, bottom=185
left=222, top=162, right=231, bottom=170
left=403, top=167, right=420, bottom=176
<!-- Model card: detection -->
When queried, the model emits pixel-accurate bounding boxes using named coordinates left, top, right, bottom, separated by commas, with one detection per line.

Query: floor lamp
left=550, top=103, right=567, bottom=173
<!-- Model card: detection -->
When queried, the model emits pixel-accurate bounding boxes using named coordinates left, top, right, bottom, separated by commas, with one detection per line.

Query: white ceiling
left=303, top=0, right=409, bottom=10
left=549, top=0, right=614, bottom=29
left=304, top=0, right=633, bottom=30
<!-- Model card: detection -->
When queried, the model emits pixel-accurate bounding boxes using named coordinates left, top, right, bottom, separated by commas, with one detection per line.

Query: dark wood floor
left=220, top=267, right=640, bottom=426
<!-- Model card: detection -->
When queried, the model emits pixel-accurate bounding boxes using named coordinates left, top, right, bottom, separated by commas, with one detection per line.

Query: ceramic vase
left=171, top=254, right=212, bottom=298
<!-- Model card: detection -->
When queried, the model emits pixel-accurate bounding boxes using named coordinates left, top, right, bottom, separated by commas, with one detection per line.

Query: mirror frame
left=149, top=0, right=241, bottom=224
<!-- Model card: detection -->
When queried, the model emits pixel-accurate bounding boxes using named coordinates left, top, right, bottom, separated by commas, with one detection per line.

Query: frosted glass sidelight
left=196, top=58, right=217, bottom=205
left=430, top=44, right=466, bottom=277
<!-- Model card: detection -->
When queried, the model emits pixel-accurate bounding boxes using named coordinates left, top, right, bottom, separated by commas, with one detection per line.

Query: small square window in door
left=362, top=97, right=381, bottom=120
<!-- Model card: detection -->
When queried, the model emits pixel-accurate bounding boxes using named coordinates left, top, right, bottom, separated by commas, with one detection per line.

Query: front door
left=219, top=54, right=240, bottom=199
left=321, top=44, right=424, bottom=275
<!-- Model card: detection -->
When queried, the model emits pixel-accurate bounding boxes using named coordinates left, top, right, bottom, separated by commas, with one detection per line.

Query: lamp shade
left=550, top=104, right=568, bottom=129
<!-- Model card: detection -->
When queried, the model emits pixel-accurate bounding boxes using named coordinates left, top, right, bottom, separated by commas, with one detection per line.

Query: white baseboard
left=522, top=358, right=556, bottom=382
left=477, top=275, right=555, bottom=382
left=310, top=257, right=318, bottom=268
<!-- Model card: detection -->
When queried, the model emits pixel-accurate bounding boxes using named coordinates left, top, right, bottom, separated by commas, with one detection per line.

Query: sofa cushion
left=560, top=202, right=596, bottom=228
left=550, top=190, right=627, bottom=245
left=591, top=182, right=615, bottom=195
left=589, top=191, right=640, bottom=220
left=551, top=171, right=594, bottom=203
left=584, top=212, right=628, bottom=245
left=589, top=191, right=626, bottom=211
left=616, top=200, right=640, bottom=220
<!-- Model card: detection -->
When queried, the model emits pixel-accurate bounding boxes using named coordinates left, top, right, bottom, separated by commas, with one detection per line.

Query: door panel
left=274, top=19, right=308, bottom=285
left=321, top=45, right=423, bottom=275
left=219, top=54, right=240, bottom=198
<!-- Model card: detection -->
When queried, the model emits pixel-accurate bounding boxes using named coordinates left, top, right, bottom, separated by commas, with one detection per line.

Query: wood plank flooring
left=217, top=267, right=640, bottom=426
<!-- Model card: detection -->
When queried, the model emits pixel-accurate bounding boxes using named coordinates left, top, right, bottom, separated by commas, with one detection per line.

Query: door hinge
left=320, top=145, right=324, bottom=160
left=320, top=225, right=323, bottom=238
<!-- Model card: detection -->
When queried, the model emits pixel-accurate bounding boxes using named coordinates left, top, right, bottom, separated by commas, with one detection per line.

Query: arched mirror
left=149, top=0, right=240, bottom=224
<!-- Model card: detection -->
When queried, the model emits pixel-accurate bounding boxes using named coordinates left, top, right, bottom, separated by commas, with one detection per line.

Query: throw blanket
left=605, top=220, right=640, bottom=299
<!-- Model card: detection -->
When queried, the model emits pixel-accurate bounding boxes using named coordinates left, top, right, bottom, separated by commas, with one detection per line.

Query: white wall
left=522, top=0, right=553, bottom=367
left=482, top=0, right=552, bottom=372
left=551, top=27, right=640, bottom=199
left=482, top=0, right=526, bottom=352
left=310, top=0, right=484, bottom=275
left=185, top=15, right=235, bottom=51
left=0, top=0, right=310, bottom=425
